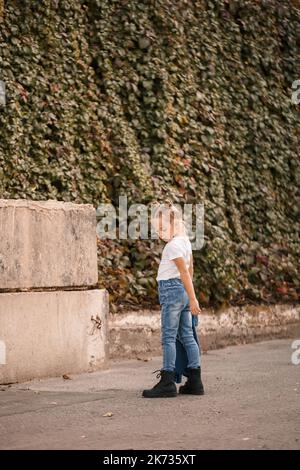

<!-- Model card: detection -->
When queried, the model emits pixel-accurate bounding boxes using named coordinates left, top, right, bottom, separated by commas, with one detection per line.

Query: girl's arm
left=189, top=253, right=193, bottom=279
left=173, top=256, right=201, bottom=315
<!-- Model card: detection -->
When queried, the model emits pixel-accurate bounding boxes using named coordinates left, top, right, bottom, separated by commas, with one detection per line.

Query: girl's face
left=152, top=214, right=175, bottom=241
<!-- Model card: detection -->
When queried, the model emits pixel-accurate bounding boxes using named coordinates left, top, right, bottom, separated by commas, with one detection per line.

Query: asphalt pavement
left=0, top=338, right=299, bottom=450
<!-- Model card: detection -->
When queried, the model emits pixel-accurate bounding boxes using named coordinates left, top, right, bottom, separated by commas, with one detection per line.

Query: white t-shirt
left=156, top=235, right=192, bottom=281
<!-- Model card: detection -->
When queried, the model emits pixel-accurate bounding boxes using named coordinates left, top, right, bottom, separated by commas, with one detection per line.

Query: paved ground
left=0, top=338, right=299, bottom=450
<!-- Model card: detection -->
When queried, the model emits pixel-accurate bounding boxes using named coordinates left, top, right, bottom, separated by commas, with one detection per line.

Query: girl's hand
left=190, top=298, right=201, bottom=315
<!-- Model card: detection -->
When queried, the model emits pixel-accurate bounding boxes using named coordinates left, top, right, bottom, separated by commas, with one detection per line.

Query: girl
left=142, top=202, right=204, bottom=398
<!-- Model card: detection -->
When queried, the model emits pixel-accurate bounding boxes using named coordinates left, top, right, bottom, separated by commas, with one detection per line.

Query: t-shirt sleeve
left=164, top=240, right=187, bottom=260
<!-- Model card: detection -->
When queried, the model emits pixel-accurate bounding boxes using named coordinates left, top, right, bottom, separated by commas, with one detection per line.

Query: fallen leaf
left=62, top=374, right=72, bottom=380
left=102, top=412, right=113, bottom=417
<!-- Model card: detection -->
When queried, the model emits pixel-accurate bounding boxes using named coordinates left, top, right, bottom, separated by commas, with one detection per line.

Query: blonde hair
left=151, top=200, right=187, bottom=236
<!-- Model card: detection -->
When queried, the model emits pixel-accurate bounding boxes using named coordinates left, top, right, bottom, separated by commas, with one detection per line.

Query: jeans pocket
left=158, top=292, right=168, bottom=305
left=166, top=285, right=184, bottom=304
left=159, top=286, right=185, bottom=307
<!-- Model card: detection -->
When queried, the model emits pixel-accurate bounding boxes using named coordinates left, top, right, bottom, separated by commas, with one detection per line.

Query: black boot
left=178, top=367, right=204, bottom=395
left=142, top=369, right=177, bottom=398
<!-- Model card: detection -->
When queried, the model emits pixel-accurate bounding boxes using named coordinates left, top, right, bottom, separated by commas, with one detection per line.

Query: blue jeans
left=158, top=277, right=200, bottom=372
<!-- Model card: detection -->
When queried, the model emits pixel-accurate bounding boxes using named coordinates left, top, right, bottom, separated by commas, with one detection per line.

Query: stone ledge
left=108, top=303, right=300, bottom=359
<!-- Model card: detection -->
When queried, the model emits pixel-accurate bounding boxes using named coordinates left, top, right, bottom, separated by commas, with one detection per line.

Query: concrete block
left=0, top=199, right=98, bottom=289
left=0, top=289, right=109, bottom=384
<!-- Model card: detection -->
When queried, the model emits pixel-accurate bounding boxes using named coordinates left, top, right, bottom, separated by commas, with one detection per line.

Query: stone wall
left=0, top=199, right=108, bottom=384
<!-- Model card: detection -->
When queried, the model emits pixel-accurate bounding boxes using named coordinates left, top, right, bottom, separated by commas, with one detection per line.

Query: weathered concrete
left=0, top=199, right=98, bottom=289
left=109, top=303, right=300, bottom=359
left=0, top=339, right=299, bottom=450
left=0, top=289, right=109, bottom=384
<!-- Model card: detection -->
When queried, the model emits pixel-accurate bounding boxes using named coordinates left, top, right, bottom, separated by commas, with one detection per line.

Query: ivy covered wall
left=0, top=0, right=299, bottom=310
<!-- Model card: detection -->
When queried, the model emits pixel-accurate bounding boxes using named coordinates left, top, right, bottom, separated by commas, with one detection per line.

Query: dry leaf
left=62, top=374, right=72, bottom=380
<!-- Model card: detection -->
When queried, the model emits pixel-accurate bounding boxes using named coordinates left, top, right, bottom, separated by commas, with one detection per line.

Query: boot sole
left=179, top=389, right=205, bottom=396
left=142, top=392, right=178, bottom=398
